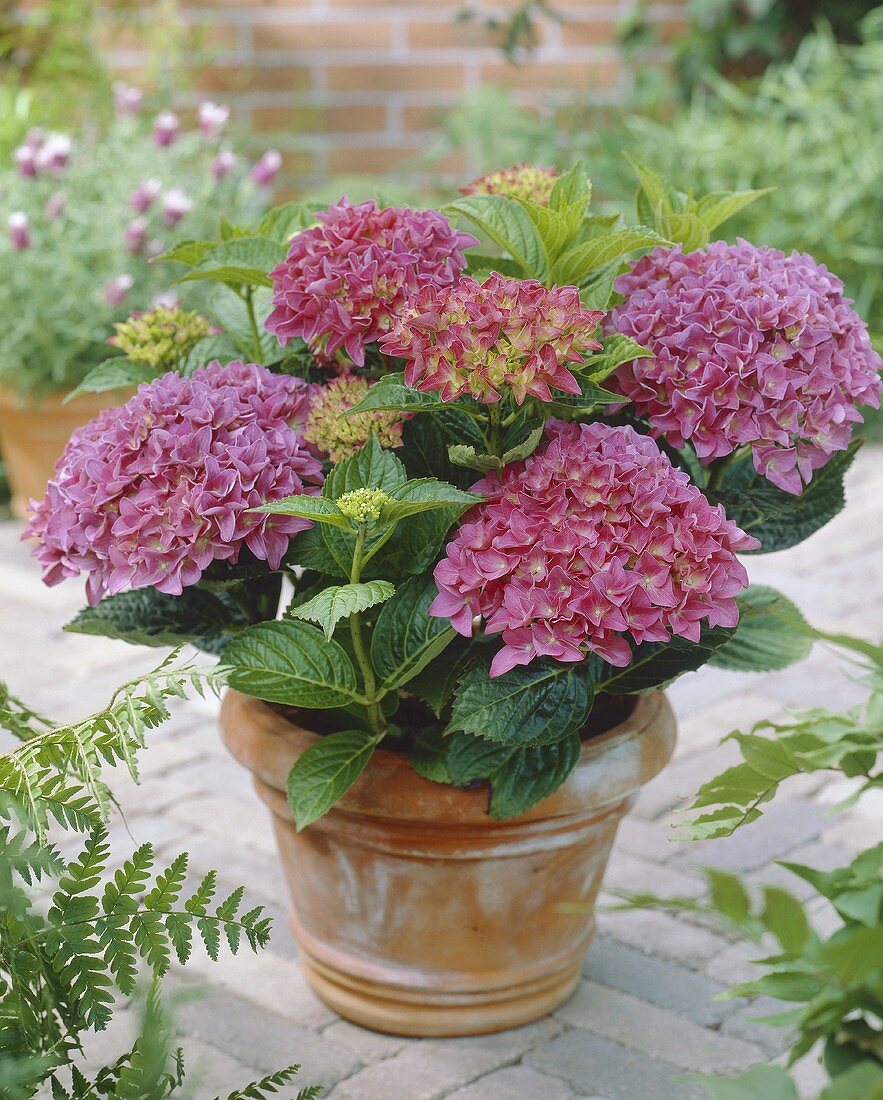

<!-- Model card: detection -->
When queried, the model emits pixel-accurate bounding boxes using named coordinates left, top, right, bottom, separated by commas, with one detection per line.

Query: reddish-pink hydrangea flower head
left=266, top=199, right=477, bottom=367
left=25, top=361, right=323, bottom=604
left=459, top=164, right=559, bottom=206
left=609, top=241, right=882, bottom=495
left=380, top=273, right=603, bottom=404
left=430, top=420, right=757, bottom=676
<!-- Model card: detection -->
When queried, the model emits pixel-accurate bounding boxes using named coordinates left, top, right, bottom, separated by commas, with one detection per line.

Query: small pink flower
left=152, top=109, right=180, bottom=147
left=151, top=291, right=181, bottom=309
left=431, top=420, right=757, bottom=675
left=212, top=149, right=237, bottom=180
left=104, top=274, right=134, bottom=308
left=44, top=191, right=66, bottom=220
left=13, top=144, right=38, bottom=178
left=267, top=199, right=477, bottom=367
left=124, top=217, right=148, bottom=254
left=145, top=239, right=165, bottom=260
left=609, top=240, right=883, bottom=494
left=114, top=81, right=143, bottom=118
left=34, top=133, right=71, bottom=174
left=198, top=100, right=230, bottom=138
left=8, top=212, right=30, bottom=250
left=250, top=149, right=282, bottom=186
left=381, top=274, right=603, bottom=404
left=162, top=189, right=192, bottom=227
left=130, top=179, right=162, bottom=213
left=25, top=361, right=323, bottom=604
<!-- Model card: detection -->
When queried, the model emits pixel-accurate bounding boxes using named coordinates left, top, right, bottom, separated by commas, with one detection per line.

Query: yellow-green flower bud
left=336, top=487, right=391, bottom=524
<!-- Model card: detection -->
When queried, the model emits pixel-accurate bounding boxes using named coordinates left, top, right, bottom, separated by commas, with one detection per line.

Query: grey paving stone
left=595, top=902, right=733, bottom=969
left=671, top=799, right=825, bottom=873
left=633, top=740, right=743, bottom=820
left=173, top=982, right=359, bottom=1091
left=720, top=997, right=791, bottom=1056
left=445, top=1065, right=574, bottom=1100
left=583, top=937, right=736, bottom=1026
left=555, top=982, right=762, bottom=1074
left=525, top=1029, right=709, bottom=1100
left=743, top=840, right=854, bottom=899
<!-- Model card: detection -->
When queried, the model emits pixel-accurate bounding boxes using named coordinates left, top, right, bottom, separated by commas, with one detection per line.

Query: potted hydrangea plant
left=0, top=82, right=280, bottom=517
left=25, top=161, right=882, bottom=1037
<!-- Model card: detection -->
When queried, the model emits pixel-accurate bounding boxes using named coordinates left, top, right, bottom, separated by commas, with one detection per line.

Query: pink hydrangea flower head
left=609, top=241, right=883, bottom=495
left=380, top=273, right=604, bottom=404
left=130, top=178, right=162, bottom=213
left=267, top=199, right=477, bottom=368
left=430, top=420, right=757, bottom=676
left=305, top=375, right=406, bottom=463
left=162, top=188, right=193, bottom=227
left=34, top=132, right=71, bottom=174
left=250, top=149, right=282, bottom=186
left=460, top=164, right=559, bottom=205
left=13, top=143, right=38, bottom=178
left=25, top=361, right=323, bottom=604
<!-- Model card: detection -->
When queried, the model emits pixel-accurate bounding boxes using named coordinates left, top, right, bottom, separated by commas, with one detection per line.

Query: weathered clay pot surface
left=0, top=387, right=128, bottom=520
left=220, top=688, right=676, bottom=1037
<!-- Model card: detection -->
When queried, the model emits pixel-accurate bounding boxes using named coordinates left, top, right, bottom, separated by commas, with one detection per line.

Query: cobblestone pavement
left=3, top=448, right=882, bottom=1100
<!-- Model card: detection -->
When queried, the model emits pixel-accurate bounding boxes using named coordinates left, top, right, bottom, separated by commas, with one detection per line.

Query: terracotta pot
left=220, top=688, right=676, bottom=1038
left=0, top=387, right=128, bottom=520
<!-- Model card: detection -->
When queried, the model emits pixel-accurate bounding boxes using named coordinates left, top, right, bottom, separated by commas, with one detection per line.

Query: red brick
left=189, top=64, right=312, bottom=93
left=327, top=63, right=465, bottom=92
left=328, top=142, right=422, bottom=174
left=406, top=19, right=540, bottom=50
left=252, top=104, right=388, bottom=134
left=253, top=21, right=391, bottom=51
left=559, top=19, right=620, bottom=48
left=480, top=58, right=618, bottom=91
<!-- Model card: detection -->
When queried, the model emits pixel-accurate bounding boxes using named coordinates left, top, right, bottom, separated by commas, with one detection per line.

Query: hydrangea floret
left=380, top=274, right=603, bottom=404
left=431, top=420, right=758, bottom=675
left=25, top=361, right=322, bottom=604
left=108, top=305, right=215, bottom=372
left=304, top=375, right=405, bottom=463
left=460, top=163, right=559, bottom=206
left=266, top=199, right=478, bottom=367
left=609, top=241, right=883, bottom=494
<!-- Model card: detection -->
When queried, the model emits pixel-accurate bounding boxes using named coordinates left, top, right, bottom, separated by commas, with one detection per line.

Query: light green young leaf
left=285, top=730, right=377, bottom=829
left=709, top=585, right=812, bottom=673
left=155, top=239, right=216, bottom=266
left=176, top=237, right=284, bottom=289
left=257, top=200, right=317, bottom=241
left=379, top=479, right=480, bottom=523
left=583, top=333, right=653, bottom=380
left=323, top=433, right=407, bottom=500
left=624, top=152, right=675, bottom=220
left=549, top=159, right=591, bottom=214
left=448, top=424, right=546, bottom=472
left=761, top=886, right=811, bottom=956
left=694, top=188, right=775, bottom=234
left=254, top=495, right=354, bottom=530
left=551, top=228, right=670, bottom=285
left=344, top=372, right=445, bottom=415
left=290, top=581, right=395, bottom=640
left=444, top=194, right=548, bottom=280
left=222, top=621, right=363, bottom=708
left=65, top=358, right=156, bottom=402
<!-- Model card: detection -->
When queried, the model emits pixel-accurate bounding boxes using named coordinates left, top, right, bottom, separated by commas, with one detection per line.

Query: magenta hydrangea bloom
left=430, top=420, right=758, bottom=676
left=266, top=199, right=477, bottom=367
left=25, top=361, right=323, bottom=604
left=380, top=274, right=603, bottom=404
left=608, top=241, right=882, bottom=495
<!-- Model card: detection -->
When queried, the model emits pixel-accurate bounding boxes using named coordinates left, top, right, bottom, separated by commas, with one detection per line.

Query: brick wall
left=104, top=1, right=685, bottom=189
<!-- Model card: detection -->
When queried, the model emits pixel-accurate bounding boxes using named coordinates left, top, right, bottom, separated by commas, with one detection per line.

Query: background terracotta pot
left=220, top=688, right=676, bottom=1038
left=0, top=387, right=127, bottom=520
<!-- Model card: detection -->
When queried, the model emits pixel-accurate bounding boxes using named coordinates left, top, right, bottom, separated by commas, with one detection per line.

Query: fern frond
left=219, top=1064, right=311, bottom=1100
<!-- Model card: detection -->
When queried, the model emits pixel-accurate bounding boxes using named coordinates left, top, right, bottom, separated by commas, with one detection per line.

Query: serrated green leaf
left=285, top=730, right=376, bottom=829
left=290, top=581, right=394, bottom=639
left=255, top=494, right=353, bottom=529
left=379, top=479, right=480, bottom=523
left=446, top=733, right=514, bottom=786
left=257, top=200, right=317, bottom=241
left=487, top=733, right=581, bottom=818
left=552, top=227, right=670, bottom=285
left=222, top=620, right=363, bottom=707
left=409, top=727, right=454, bottom=784
left=371, top=576, right=455, bottom=692
left=181, top=332, right=245, bottom=374
left=624, top=153, right=674, bottom=220
left=710, top=585, right=812, bottom=672
left=176, top=237, right=284, bottom=289
left=463, top=253, right=525, bottom=280
left=448, top=657, right=594, bottom=747
left=444, top=194, right=548, bottom=279
left=156, top=239, right=216, bottom=266
left=65, top=588, right=236, bottom=649
left=584, top=333, right=653, bottom=380
left=344, top=372, right=445, bottom=415
left=323, top=433, right=407, bottom=500
left=549, top=159, right=591, bottom=214
left=65, top=358, right=155, bottom=402
left=694, top=187, right=775, bottom=234
left=660, top=211, right=710, bottom=251
left=592, top=626, right=734, bottom=694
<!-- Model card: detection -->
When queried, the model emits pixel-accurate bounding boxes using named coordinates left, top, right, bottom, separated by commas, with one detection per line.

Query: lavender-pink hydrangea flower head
left=608, top=240, right=882, bottom=495
left=25, top=361, right=323, bottom=604
left=430, top=420, right=758, bottom=676
left=380, top=274, right=604, bottom=405
left=265, top=199, right=478, bottom=368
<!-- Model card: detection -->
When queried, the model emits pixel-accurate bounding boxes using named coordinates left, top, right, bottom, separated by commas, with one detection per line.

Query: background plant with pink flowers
left=28, top=158, right=882, bottom=826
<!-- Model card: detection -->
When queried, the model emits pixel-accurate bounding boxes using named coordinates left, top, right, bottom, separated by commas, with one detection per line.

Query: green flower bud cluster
left=110, top=305, right=214, bottom=371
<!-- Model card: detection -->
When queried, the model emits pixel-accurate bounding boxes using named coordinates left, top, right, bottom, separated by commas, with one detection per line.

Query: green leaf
left=549, top=159, right=591, bottom=214
left=761, top=886, right=811, bottom=955
left=444, top=194, right=548, bottom=279
left=552, top=228, right=670, bottom=285
left=463, top=253, right=525, bottom=280
left=687, top=1064, right=800, bottom=1100
left=488, top=733, right=581, bottom=818
left=290, top=581, right=394, bottom=640
left=380, top=479, right=480, bottom=523
left=323, top=433, right=407, bottom=500
left=711, top=442, right=861, bottom=552
left=345, top=372, right=445, bottom=415
left=448, top=424, right=547, bottom=473
left=593, top=626, right=734, bottom=694
left=659, top=212, right=710, bottom=252
left=156, top=239, right=216, bottom=266
left=255, top=494, right=354, bottom=529
left=65, top=588, right=236, bottom=649
left=257, top=200, right=316, bottom=241
left=446, top=733, right=514, bottom=785
left=406, top=638, right=477, bottom=718
left=371, top=576, right=455, bottom=692
left=819, top=1060, right=883, bottom=1100
left=710, top=586, right=812, bottom=672
left=584, top=333, right=653, bottom=379
left=448, top=657, right=594, bottom=747
left=694, top=188, right=775, bottom=234
left=176, top=237, right=284, bottom=289
left=409, top=727, right=453, bottom=785
left=222, top=621, right=363, bottom=707
left=65, top=358, right=155, bottom=402
left=285, top=730, right=376, bottom=829
left=181, top=332, right=245, bottom=374
left=705, top=868, right=753, bottom=925
left=624, top=153, right=675, bottom=220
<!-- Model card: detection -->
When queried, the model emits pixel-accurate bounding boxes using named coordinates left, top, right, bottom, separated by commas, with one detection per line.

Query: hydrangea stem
left=487, top=403, right=503, bottom=457
left=348, top=526, right=385, bottom=738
